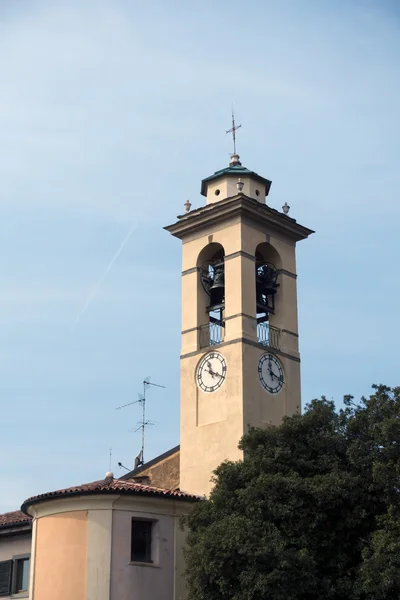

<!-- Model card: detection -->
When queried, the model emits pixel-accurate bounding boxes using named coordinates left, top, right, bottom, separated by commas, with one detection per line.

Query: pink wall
left=33, top=511, right=88, bottom=600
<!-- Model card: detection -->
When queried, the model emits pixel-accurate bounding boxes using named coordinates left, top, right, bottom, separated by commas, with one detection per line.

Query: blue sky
left=1, top=0, right=399, bottom=513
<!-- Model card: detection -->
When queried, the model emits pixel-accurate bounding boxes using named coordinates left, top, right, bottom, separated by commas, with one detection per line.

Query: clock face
left=258, top=353, right=284, bottom=394
left=196, top=352, right=227, bottom=393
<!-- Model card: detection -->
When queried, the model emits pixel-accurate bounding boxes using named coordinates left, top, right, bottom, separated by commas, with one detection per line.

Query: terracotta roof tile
left=21, top=475, right=200, bottom=514
left=0, top=510, right=32, bottom=529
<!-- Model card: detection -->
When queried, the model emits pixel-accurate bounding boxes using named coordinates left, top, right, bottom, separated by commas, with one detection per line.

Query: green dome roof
left=200, top=161, right=272, bottom=197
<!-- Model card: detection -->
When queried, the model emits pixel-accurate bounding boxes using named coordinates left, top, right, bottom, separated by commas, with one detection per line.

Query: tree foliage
left=183, top=385, right=400, bottom=600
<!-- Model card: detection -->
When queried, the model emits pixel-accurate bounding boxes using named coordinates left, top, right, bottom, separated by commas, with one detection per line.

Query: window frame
left=12, top=554, right=30, bottom=596
left=130, top=518, right=155, bottom=564
left=0, top=560, right=13, bottom=597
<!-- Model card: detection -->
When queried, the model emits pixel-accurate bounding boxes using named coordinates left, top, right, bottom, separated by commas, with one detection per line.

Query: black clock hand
left=207, top=368, right=223, bottom=379
left=268, top=359, right=275, bottom=377
left=270, top=370, right=283, bottom=384
left=207, top=361, right=217, bottom=376
left=268, top=368, right=278, bottom=380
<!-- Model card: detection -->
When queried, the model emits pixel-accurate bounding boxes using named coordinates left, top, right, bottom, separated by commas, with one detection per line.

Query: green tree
left=183, top=385, right=400, bottom=600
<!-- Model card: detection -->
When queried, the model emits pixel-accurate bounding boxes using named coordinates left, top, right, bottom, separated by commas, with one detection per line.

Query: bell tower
left=165, top=154, right=314, bottom=496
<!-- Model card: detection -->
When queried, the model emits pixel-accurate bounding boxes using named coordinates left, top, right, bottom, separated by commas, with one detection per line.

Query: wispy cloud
left=69, top=224, right=136, bottom=333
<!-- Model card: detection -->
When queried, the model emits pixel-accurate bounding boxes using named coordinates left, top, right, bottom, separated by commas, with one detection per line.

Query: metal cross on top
left=226, top=108, right=242, bottom=155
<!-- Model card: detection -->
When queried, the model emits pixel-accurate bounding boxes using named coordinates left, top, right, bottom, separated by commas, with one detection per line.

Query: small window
left=131, top=519, right=153, bottom=563
left=255, top=189, right=260, bottom=196
left=0, top=560, right=13, bottom=597
left=14, top=557, right=30, bottom=593
left=214, top=189, right=220, bottom=196
left=0, top=556, right=31, bottom=596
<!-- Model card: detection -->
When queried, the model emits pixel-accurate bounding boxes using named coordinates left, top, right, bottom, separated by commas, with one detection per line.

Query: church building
left=0, top=150, right=313, bottom=599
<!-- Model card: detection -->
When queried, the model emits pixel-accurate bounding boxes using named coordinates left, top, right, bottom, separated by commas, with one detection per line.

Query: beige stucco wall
left=0, top=532, right=31, bottom=563
left=111, top=507, right=173, bottom=600
left=33, top=511, right=88, bottom=600
left=174, top=518, right=188, bottom=600
left=180, top=342, right=245, bottom=496
left=110, top=497, right=190, bottom=600
left=206, top=177, right=266, bottom=204
left=178, top=195, right=302, bottom=496
left=86, top=508, right=112, bottom=600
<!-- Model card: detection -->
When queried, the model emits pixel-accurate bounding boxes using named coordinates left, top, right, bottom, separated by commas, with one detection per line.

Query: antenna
left=139, top=377, right=165, bottom=467
left=116, top=376, right=166, bottom=469
left=117, top=461, right=130, bottom=472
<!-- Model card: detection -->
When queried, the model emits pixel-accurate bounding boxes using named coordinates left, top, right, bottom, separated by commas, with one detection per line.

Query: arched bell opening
left=255, top=242, right=281, bottom=349
left=197, top=242, right=225, bottom=348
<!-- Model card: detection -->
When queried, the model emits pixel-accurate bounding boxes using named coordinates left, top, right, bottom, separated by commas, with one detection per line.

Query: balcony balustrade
left=257, top=322, right=281, bottom=349
left=199, top=321, right=224, bottom=349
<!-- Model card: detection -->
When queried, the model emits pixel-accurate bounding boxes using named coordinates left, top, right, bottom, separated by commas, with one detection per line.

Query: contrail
left=69, top=223, right=136, bottom=334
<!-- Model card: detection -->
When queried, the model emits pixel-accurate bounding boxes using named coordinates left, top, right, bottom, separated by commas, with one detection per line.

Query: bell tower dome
left=201, top=153, right=272, bottom=205
left=165, top=155, right=314, bottom=497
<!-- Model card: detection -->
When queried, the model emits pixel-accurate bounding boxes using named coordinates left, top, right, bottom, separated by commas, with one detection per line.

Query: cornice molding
left=224, top=250, right=256, bottom=262
left=282, top=328, right=299, bottom=338
left=278, top=268, right=297, bottom=279
left=182, top=266, right=199, bottom=277
left=180, top=337, right=300, bottom=363
left=165, top=195, right=314, bottom=243
left=181, top=313, right=257, bottom=336
left=224, top=312, right=257, bottom=322
left=0, top=523, right=32, bottom=537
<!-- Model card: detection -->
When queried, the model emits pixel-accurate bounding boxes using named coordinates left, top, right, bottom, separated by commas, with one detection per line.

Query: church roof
left=21, top=474, right=200, bottom=515
left=119, top=444, right=180, bottom=481
left=200, top=163, right=272, bottom=196
left=0, top=510, right=32, bottom=529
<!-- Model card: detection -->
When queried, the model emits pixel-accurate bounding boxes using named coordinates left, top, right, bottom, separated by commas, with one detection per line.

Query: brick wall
left=128, top=451, right=180, bottom=490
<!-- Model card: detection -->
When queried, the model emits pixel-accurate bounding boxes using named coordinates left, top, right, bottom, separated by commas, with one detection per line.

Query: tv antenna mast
left=116, top=377, right=165, bottom=469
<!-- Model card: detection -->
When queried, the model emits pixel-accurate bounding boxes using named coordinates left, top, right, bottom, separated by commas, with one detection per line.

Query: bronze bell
left=209, top=262, right=225, bottom=307
left=256, top=264, right=278, bottom=308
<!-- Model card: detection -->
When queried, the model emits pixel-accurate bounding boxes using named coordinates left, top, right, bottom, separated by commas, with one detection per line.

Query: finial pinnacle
left=226, top=107, right=241, bottom=156
left=229, top=154, right=241, bottom=167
